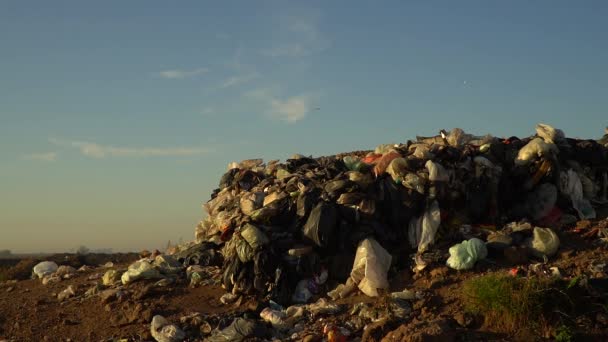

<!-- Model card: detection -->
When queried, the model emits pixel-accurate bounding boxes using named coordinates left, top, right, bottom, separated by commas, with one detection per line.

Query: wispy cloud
left=158, top=68, right=209, bottom=79
left=245, top=88, right=311, bottom=123
left=201, top=107, right=215, bottom=116
left=261, top=12, right=331, bottom=58
left=219, top=72, right=259, bottom=89
left=50, top=138, right=212, bottom=159
left=261, top=44, right=309, bottom=58
left=21, top=152, right=57, bottom=162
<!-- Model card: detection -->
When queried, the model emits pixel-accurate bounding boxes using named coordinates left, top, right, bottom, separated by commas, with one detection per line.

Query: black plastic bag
left=302, top=202, right=338, bottom=247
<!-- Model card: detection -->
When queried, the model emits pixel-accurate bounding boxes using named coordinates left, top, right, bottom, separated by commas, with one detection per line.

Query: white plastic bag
left=425, top=160, right=449, bottom=182
left=150, top=315, right=185, bottom=342
left=536, top=123, right=565, bottom=144
left=515, top=138, right=558, bottom=166
left=387, top=158, right=408, bottom=183
left=446, top=238, right=488, bottom=270
left=526, top=227, right=560, bottom=258
left=121, top=260, right=162, bottom=285
left=291, top=279, right=313, bottom=303
left=33, top=261, right=58, bottom=279
left=408, top=201, right=441, bottom=253
left=559, top=170, right=596, bottom=219
left=350, top=238, right=392, bottom=297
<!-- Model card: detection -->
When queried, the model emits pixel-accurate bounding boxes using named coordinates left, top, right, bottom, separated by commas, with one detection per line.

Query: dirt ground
left=2, top=219, right=608, bottom=342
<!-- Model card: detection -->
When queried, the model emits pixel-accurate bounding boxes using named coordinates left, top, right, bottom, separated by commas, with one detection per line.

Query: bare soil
left=2, top=221, right=608, bottom=341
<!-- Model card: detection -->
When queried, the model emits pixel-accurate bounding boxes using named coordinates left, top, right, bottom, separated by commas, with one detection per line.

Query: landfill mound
left=193, top=124, right=608, bottom=305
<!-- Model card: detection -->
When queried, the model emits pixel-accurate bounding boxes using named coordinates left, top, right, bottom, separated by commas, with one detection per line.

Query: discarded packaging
left=446, top=238, right=488, bottom=270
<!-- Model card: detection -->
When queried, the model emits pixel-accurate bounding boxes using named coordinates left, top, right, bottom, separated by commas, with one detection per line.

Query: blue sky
left=1, top=1, right=607, bottom=253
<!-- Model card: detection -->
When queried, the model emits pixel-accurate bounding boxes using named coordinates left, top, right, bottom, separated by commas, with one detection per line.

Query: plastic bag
left=425, top=160, right=449, bottom=182
left=362, top=153, right=382, bottom=164
left=204, top=190, right=235, bottom=216
left=408, top=200, right=441, bottom=253
left=536, top=123, right=565, bottom=144
left=236, top=239, right=254, bottom=263
left=347, top=171, right=374, bottom=189
left=374, top=151, right=401, bottom=177
left=343, top=156, right=363, bottom=172
left=240, top=223, right=269, bottom=250
left=515, top=138, right=558, bottom=166
left=336, top=192, right=365, bottom=205
left=302, top=202, right=338, bottom=247
left=374, top=144, right=396, bottom=155
left=121, top=260, right=162, bottom=285
left=240, top=192, right=264, bottom=216
left=402, top=173, right=426, bottom=194
left=292, top=279, right=313, bottom=303
left=446, top=128, right=473, bottom=147
left=446, top=238, right=488, bottom=270
left=259, top=307, right=287, bottom=328
left=526, top=227, right=560, bottom=258
left=559, top=170, right=596, bottom=219
left=239, top=158, right=264, bottom=170
left=150, top=315, right=185, bottom=342
left=55, top=265, right=76, bottom=278
left=153, top=255, right=183, bottom=275
left=526, top=183, right=558, bottom=220
left=412, top=144, right=433, bottom=160
left=263, top=191, right=287, bottom=207
left=386, top=158, right=408, bottom=183
left=350, top=238, right=392, bottom=297
left=33, top=261, right=58, bottom=279
left=206, top=318, right=267, bottom=342
left=102, top=270, right=121, bottom=286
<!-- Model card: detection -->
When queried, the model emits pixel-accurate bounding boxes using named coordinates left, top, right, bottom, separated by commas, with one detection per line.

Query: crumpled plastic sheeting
left=526, top=227, right=560, bottom=258
left=560, top=169, right=596, bottom=219
left=515, top=138, right=559, bottom=166
left=150, top=315, right=185, bottom=342
left=425, top=160, right=449, bottom=182
left=33, top=261, right=58, bottom=279
left=446, top=238, right=488, bottom=270
left=536, top=123, right=566, bottom=144
left=121, top=260, right=163, bottom=285
left=350, top=238, right=392, bottom=297
left=408, top=200, right=441, bottom=253
left=526, top=183, right=558, bottom=220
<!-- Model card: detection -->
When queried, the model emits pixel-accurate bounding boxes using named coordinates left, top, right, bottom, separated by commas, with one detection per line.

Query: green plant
left=554, top=324, right=573, bottom=342
left=462, top=274, right=554, bottom=334
left=567, top=276, right=580, bottom=289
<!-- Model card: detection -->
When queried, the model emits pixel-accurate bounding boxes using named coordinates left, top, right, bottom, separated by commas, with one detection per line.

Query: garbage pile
left=191, top=124, right=607, bottom=305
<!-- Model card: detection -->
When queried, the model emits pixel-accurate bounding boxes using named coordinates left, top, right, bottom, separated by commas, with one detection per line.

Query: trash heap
left=194, top=124, right=608, bottom=305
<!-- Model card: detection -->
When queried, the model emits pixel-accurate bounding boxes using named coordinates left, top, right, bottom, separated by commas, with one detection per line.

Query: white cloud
left=50, top=138, right=212, bottom=159
left=220, top=72, right=258, bottom=88
left=260, top=12, right=331, bottom=58
left=245, top=88, right=310, bottom=123
left=158, top=68, right=209, bottom=79
left=269, top=96, right=309, bottom=123
left=21, top=152, right=57, bottom=162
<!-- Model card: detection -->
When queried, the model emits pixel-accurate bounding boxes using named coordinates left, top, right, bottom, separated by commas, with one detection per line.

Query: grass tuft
left=462, top=273, right=556, bottom=335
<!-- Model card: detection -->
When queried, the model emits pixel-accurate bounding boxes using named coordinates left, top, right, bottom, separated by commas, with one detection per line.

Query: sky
left=1, top=1, right=607, bottom=253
